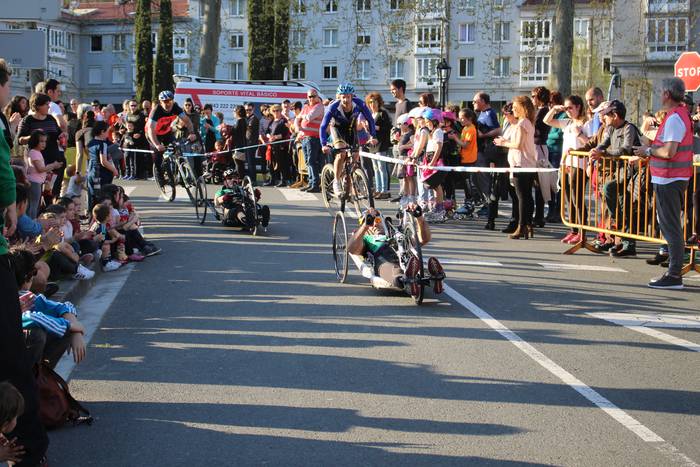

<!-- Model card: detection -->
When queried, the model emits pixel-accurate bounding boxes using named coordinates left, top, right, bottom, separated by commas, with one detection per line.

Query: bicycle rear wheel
left=194, top=176, right=208, bottom=224
left=403, top=214, right=425, bottom=305
left=320, top=164, right=339, bottom=213
left=351, top=168, right=374, bottom=218
left=332, top=211, right=349, bottom=283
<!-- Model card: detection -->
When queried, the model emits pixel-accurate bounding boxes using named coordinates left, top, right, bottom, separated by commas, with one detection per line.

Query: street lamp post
left=436, top=58, right=451, bottom=110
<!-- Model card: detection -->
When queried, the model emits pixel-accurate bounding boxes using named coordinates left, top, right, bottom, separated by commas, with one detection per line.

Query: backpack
left=35, top=363, right=93, bottom=429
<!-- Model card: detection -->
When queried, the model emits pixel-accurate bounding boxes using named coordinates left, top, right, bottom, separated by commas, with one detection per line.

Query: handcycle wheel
left=332, top=211, right=349, bottom=283
left=242, top=176, right=261, bottom=236
left=194, top=176, right=208, bottom=224
left=351, top=167, right=374, bottom=218
left=181, top=162, right=196, bottom=204
left=403, top=214, right=425, bottom=305
left=320, top=164, right=339, bottom=213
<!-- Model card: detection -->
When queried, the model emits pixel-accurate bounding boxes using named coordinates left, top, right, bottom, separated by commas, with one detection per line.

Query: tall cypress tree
left=272, top=0, right=289, bottom=79
left=134, top=0, right=153, bottom=103
left=153, top=0, right=174, bottom=97
left=248, top=0, right=275, bottom=79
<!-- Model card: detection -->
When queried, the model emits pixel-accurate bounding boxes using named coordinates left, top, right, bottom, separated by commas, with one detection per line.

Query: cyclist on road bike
left=215, top=168, right=270, bottom=230
left=146, top=90, right=197, bottom=181
left=347, top=205, right=445, bottom=296
left=320, top=83, right=378, bottom=196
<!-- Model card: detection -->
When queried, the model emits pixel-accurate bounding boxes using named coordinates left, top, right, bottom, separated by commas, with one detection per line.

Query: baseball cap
left=599, top=100, right=625, bottom=117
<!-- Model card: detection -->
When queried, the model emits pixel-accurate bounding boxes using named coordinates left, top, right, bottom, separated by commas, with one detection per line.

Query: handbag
left=35, top=363, right=93, bottom=429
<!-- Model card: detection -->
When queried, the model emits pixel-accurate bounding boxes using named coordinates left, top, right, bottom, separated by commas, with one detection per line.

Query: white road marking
left=158, top=190, right=192, bottom=202
left=588, top=312, right=700, bottom=353
left=443, top=283, right=698, bottom=466
left=539, top=262, right=628, bottom=273
left=278, top=188, right=318, bottom=201
left=54, top=264, right=135, bottom=380
left=122, top=186, right=137, bottom=197
left=437, top=259, right=504, bottom=267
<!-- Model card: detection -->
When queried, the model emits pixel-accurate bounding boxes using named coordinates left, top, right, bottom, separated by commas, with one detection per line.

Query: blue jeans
left=301, top=137, right=322, bottom=188
left=371, top=153, right=388, bottom=193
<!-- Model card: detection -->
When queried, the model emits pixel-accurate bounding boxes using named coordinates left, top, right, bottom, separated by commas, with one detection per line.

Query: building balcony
left=647, top=0, right=688, bottom=14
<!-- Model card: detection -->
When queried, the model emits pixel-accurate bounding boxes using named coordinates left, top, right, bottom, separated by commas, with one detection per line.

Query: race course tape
left=121, top=138, right=296, bottom=157
left=358, top=150, right=559, bottom=174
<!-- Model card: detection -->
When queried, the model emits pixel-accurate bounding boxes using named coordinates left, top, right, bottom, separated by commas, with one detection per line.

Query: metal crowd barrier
left=560, top=150, right=700, bottom=275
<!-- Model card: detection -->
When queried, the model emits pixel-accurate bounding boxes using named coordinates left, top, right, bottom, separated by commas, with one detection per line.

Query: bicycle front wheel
left=181, top=162, right=196, bottom=204
left=194, top=176, right=208, bottom=224
left=351, top=168, right=373, bottom=218
left=332, top=211, right=349, bottom=283
left=404, top=214, right=425, bottom=305
left=157, top=160, right=176, bottom=202
left=320, top=164, right=339, bottom=213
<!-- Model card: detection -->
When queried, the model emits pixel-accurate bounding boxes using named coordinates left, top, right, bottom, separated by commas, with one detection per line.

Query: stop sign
left=674, top=51, right=700, bottom=92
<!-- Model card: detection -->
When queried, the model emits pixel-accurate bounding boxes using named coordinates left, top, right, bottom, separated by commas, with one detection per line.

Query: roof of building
left=62, top=0, right=189, bottom=21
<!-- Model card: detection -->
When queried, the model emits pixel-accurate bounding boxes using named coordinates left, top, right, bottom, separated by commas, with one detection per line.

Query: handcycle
left=193, top=173, right=266, bottom=236
left=332, top=206, right=434, bottom=305
left=320, top=145, right=373, bottom=218
left=153, top=140, right=197, bottom=203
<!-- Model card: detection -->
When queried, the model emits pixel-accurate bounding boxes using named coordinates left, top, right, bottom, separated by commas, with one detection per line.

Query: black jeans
left=513, top=172, right=535, bottom=226
left=0, top=255, right=49, bottom=466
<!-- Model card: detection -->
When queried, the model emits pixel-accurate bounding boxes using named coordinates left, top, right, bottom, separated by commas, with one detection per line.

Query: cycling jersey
left=319, top=97, right=376, bottom=147
left=149, top=103, right=185, bottom=143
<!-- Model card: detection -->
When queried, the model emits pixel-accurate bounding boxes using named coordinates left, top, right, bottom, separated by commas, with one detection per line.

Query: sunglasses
left=307, top=95, right=318, bottom=98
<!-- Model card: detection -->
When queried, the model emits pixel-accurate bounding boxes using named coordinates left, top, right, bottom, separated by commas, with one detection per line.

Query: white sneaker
left=94, top=249, right=102, bottom=262
left=332, top=180, right=342, bottom=196
left=74, top=264, right=95, bottom=280
left=102, top=260, right=122, bottom=272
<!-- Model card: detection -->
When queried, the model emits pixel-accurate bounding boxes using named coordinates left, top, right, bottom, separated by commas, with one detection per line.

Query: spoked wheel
left=332, top=211, right=349, bottom=283
left=155, top=160, right=176, bottom=202
left=320, top=164, right=340, bottom=214
left=242, top=176, right=261, bottom=236
left=351, top=168, right=374, bottom=218
left=403, top=214, right=425, bottom=305
left=181, top=163, right=196, bottom=204
left=194, top=176, right=208, bottom=224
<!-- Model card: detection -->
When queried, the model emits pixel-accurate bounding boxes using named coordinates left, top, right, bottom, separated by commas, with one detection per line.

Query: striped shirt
left=21, top=293, right=78, bottom=337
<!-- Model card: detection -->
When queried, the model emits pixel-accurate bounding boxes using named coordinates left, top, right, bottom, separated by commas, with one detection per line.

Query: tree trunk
left=272, top=0, right=289, bottom=79
left=248, top=0, right=275, bottom=80
left=198, top=0, right=221, bottom=78
left=551, top=0, right=574, bottom=97
left=134, top=0, right=153, bottom=103
left=153, top=0, right=175, bottom=97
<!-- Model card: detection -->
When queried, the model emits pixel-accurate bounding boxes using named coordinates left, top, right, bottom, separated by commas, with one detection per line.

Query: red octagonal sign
left=675, top=51, right=700, bottom=92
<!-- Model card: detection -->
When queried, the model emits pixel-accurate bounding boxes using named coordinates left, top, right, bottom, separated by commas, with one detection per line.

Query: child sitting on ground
left=0, top=382, right=26, bottom=465
left=65, top=164, right=85, bottom=199
left=10, top=246, right=87, bottom=369
left=89, top=203, right=123, bottom=272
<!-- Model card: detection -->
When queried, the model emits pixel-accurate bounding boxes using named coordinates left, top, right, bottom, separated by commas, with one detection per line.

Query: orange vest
left=650, top=106, right=693, bottom=180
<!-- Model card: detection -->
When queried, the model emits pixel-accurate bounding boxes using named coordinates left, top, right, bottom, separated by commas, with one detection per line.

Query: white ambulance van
left=173, top=75, right=324, bottom=113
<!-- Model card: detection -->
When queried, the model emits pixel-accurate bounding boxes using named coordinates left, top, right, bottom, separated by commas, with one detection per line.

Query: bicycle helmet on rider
left=158, top=90, right=175, bottom=101
left=336, top=83, right=356, bottom=96
left=223, top=168, right=237, bottom=179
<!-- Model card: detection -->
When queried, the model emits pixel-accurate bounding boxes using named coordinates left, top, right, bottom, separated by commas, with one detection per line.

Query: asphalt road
left=50, top=179, right=700, bottom=466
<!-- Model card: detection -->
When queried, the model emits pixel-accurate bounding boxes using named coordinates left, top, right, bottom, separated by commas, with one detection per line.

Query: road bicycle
left=320, top=146, right=373, bottom=218
left=153, top=140, right=196, bottom=203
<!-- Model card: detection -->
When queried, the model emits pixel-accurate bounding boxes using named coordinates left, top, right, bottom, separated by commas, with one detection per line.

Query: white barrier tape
left=121, top=148, right=156, bottom=154
left=120, top=138, right=296, bottom=157
left=358, top=150, right=559, bottom=174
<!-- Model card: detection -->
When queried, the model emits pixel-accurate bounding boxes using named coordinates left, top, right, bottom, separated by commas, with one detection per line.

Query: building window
left=229, top=0, right=244, bottom=16
left=574, top=18, right=589, bottom=40
left=66, top=32, right=75, bottom=51
left=325, top=0, right=337, bottom=12
left=323, top=28, right=338, bottom=47
left=493, top=21, right=510, bottom=42
left=521, top=20, right=550, bottom=48
left=416, top=25, right=441, bottom=50
left=291, top=62, right=306, bottom=79
left=90, top=35, right=102, bottom=52
left=293, top=0, right=305, bottom=13
left=323, top=63, right=338, bottom=80
left=458, top=23, right=475, bottom=43
left=49, top=29, right=66, bottom=57
left=88, top=66, right=102, bottom=84
left=357, top=34, right=370, bottom=45
left=357, top=0, right=371, bottom=11
left=416, top=57, right=438, bottom=83
left=174, top=62, right=188, bottom=75
left=112, top=66, right=126, bottom=84
left=520, top=55, right=549, bottom=82
left=355, top=59, right=370, bottom=80
left=173, top=35, right=187, bottom=57
left=493, top=57, right=510, bottom=77
left=291, top=29, right=306, bottom=47
left=151, top=32, right=158, bottom=55
left=389, top=59, right=405, bottom=79
left=647, top=17, right=688, bottom=53
left=113, top=34, right=127, bottom=52
left=390, top=0, right=406, bottom=9
left=458, top=57, right=474, bottom=78
left=230, top=62, right=244, bottom=80
left=230, top=33, right=244, bottom=49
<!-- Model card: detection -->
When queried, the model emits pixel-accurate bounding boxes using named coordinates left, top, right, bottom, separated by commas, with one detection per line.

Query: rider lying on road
left=347, top=205, right=445, bottom=295
left=215, top=169, right=270, bottom=230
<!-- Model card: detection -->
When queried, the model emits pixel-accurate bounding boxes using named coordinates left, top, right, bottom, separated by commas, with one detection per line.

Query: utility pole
left=550, top=0, right=574, bottom=96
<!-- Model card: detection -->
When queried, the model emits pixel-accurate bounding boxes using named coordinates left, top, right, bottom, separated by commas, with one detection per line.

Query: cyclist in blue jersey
left=320, top=83, right=377, bottom=195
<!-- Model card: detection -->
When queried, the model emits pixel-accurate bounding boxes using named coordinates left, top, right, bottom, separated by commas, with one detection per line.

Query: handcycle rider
left=347, top=205, right=445, bottom=296
left=146, top=90, right=197, bottom=182
left=320, top=83, right=378, bottom=196
left=214, top=168, right=270, bottom=230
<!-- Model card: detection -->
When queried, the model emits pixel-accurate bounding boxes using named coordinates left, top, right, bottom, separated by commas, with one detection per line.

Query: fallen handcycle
left=331, top=206, right=444, bottom=305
